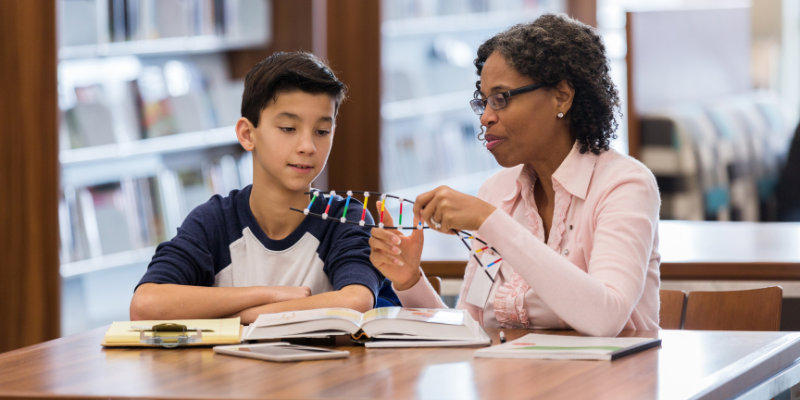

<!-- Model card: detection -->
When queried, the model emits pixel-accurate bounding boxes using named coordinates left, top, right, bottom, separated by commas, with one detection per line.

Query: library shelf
left=381, top=10, right=540, bottom=38
left=61, top=246, right=157, bottom=278
left=58, top=35, right=268, bottom=60
left=381, top=90, right=475, bottom=121
left=60, top=126, right=239, bottom=167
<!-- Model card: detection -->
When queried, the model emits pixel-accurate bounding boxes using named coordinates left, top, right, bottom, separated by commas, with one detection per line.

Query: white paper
left=465, top=252, right=503, bottom=308
left=465, top=269, right=491, bottom=307
left=480, top=253, right=502, bottom=278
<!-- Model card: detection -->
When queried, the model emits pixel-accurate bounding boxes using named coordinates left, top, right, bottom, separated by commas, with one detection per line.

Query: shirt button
left=564, top=249, right=570, bottom=256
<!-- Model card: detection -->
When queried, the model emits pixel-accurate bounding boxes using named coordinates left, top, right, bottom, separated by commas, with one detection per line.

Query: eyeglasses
left=469, top=83, right=545, bottom=115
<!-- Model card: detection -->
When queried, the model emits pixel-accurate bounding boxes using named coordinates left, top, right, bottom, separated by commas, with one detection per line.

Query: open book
left=474, top=333, right=661, bottom=361
left=244, top=307, right=490, bottom=348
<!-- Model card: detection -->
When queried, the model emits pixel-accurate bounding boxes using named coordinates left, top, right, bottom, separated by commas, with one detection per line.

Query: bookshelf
left=61, top=246, right=158, bottom=278
left=59, top=35, right=268, bottom=60
left=60, top=126, right=238, bottom=166
left=379, top=1, right=557, bottom=194
left=381, top=90, right=475, bottom=121
left=382, top=10, right=552, bottom=37
left=57, top=0, right=271, bottom=336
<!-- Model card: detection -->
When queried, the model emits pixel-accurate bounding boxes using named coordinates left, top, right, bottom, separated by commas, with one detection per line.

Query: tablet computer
left=213, top=342, right=350, bottom=362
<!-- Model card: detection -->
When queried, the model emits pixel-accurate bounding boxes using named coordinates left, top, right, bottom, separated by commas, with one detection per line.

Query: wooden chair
left=659, top=290, right=686, bottom=329
left=684, top=287, right=783, bottom=331
left=427, top=276, right=442, bottom=296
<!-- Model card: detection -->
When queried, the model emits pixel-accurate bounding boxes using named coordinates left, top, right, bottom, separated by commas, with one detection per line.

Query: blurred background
left=1, top=0, right=798, bottom=352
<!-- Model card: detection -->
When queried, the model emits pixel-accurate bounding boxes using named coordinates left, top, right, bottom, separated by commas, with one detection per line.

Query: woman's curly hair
left=475, top=13, right=620, bottom=155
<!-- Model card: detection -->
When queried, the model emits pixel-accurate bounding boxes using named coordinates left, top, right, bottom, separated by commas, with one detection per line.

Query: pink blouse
left=395, top=142, right=662, bottom=337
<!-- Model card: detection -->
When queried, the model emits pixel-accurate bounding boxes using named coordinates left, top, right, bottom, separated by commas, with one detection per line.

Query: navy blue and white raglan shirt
left=137, top=185, right=384, bottom=303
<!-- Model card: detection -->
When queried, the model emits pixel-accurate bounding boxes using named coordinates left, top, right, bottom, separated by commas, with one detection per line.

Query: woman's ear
left=236, top=117, right=256, bottom=152
left=554, top=80, right=575, bottom=116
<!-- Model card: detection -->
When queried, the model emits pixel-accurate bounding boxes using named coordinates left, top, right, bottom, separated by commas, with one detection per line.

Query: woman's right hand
left=369, top=200, right=425, bottom=291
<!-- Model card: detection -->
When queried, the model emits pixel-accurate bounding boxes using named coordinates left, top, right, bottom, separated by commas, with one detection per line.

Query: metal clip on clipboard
left=139, top=323, right=204, bottom=348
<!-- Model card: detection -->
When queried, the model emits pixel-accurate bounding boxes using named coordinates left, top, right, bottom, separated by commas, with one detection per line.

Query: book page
left=254, top=308, right=364, bottom=328
left=363, top=307, right=465, bottom=326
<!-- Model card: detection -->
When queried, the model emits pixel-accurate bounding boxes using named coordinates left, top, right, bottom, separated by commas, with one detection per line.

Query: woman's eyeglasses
left=469, top=83, right=545, bottom=115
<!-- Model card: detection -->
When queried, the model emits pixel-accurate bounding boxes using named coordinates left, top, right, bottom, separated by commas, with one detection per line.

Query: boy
left=130, top=52, right=382, bottom=324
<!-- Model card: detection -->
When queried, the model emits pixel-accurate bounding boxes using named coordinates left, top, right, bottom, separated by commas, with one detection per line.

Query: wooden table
left=2, top=327, right=800, bottom=399
left=421, top=221, right=800, bottom=280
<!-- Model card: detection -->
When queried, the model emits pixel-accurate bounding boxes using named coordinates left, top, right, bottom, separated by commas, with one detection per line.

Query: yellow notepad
left=102, top=318, right=242, bottom=347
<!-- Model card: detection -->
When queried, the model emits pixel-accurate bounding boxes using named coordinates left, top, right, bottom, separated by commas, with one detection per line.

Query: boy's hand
left=369, top=200, right=424, bottom=291
left=265, top=286, right=312, bottom=304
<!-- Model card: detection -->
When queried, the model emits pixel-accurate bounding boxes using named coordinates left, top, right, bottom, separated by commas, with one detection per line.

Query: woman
left=370, top=14, right=661, bottom=337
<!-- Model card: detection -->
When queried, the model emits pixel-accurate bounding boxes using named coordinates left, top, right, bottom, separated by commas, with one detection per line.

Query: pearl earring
left=557, top=112, right=564, bottom=118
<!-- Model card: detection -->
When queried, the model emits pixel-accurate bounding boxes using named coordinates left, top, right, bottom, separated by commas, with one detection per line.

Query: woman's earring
left=557, top=112, right=564, bottom=118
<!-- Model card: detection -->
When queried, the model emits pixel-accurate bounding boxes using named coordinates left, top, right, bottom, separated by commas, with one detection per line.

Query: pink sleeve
left=478, top=171, right=659, bottom=337
left=393, top=268, right=448, bottom=308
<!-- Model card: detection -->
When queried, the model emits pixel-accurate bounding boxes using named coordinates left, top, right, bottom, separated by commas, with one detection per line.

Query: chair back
left=427, top=276, right=442, bottom=296
left=659, top=290, right=686, bottom=329
left=684, top=286, right=783, bottom=331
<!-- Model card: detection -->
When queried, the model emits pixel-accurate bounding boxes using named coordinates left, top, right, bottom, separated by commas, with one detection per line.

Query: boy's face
left=240, top=90, right=336, bottom=192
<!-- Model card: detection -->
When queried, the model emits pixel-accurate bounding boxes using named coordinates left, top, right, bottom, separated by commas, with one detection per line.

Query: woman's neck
left=526, top=137, right=574, bottom=195
left=249, top=169, right=310, bottom=241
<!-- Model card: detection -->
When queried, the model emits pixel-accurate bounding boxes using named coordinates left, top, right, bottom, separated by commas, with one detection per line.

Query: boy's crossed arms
left=132, top=283, right=372, bottom=324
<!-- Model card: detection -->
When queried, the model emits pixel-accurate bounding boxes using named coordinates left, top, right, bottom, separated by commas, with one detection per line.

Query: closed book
left=102, top=318, right=242, bottom=347
left=68, top=103, right=117, bottom=147
left=245, top=307, right=491, bottom=348
left=474, top=333, right=661, bottom=361
left=59, top=0, right=99, bottom=46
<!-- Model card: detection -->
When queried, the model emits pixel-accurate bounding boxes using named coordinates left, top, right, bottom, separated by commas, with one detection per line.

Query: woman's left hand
left=413, top=186, right=497, bottom=233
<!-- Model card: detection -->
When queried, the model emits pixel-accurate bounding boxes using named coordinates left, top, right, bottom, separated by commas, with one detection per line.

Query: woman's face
left=478, top=51, right=570, bottom=168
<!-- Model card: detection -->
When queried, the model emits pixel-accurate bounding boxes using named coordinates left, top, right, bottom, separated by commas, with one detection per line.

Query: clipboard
left=101, top=318, right=243, bottom=348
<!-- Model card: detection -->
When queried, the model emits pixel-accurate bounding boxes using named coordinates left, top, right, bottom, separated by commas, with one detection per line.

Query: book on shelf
left=209, top=80, right=245, bottom=127
left=60, top=176, right=166, bottom=264
left=244, top=307, right=491, bottom=348
left=61, top=187, right=89, bottom=263
left=170, top=91, right=217, bottom=133
left=59, top=153, right=248, bottom=263
left=61, top=58, right=237, bottom=150
left=135, top=177, right=167, bottom=247
left=58, top=0, right=269, bottom=48
left=135, top=65, right=176, bottom=138
left=66, top=103, right=118, bottom=148
left=207, top=155, right=243, bottom=196
left=83, top=183, right=139, bottom=256
left=155, top=0, right=190, bottom=38
left=382, top=0, right=539, bottom=21
left=474, top=333, right=662, bottom=361
left=59, top=0, right=99, bottom=46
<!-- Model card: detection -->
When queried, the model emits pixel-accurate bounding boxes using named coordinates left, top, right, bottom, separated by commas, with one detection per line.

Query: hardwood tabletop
left=421, top=220, right=800, bottom=280
left=1, top=327, right=799, bottom=400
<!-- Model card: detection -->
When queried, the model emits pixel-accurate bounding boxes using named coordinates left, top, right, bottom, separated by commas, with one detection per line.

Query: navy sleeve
left=136, top=198, right=223, bottom=290
left=322, top=200, right=384, bottom=304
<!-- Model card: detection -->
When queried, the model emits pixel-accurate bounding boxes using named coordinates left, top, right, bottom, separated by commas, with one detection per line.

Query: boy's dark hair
left=241, top=52, right=347, bottom=127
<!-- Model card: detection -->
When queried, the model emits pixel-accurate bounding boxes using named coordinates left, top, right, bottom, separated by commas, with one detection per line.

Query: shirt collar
left=552, top=141, right=597, bottom=200
left=501, top=166, right=525, bottom=204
